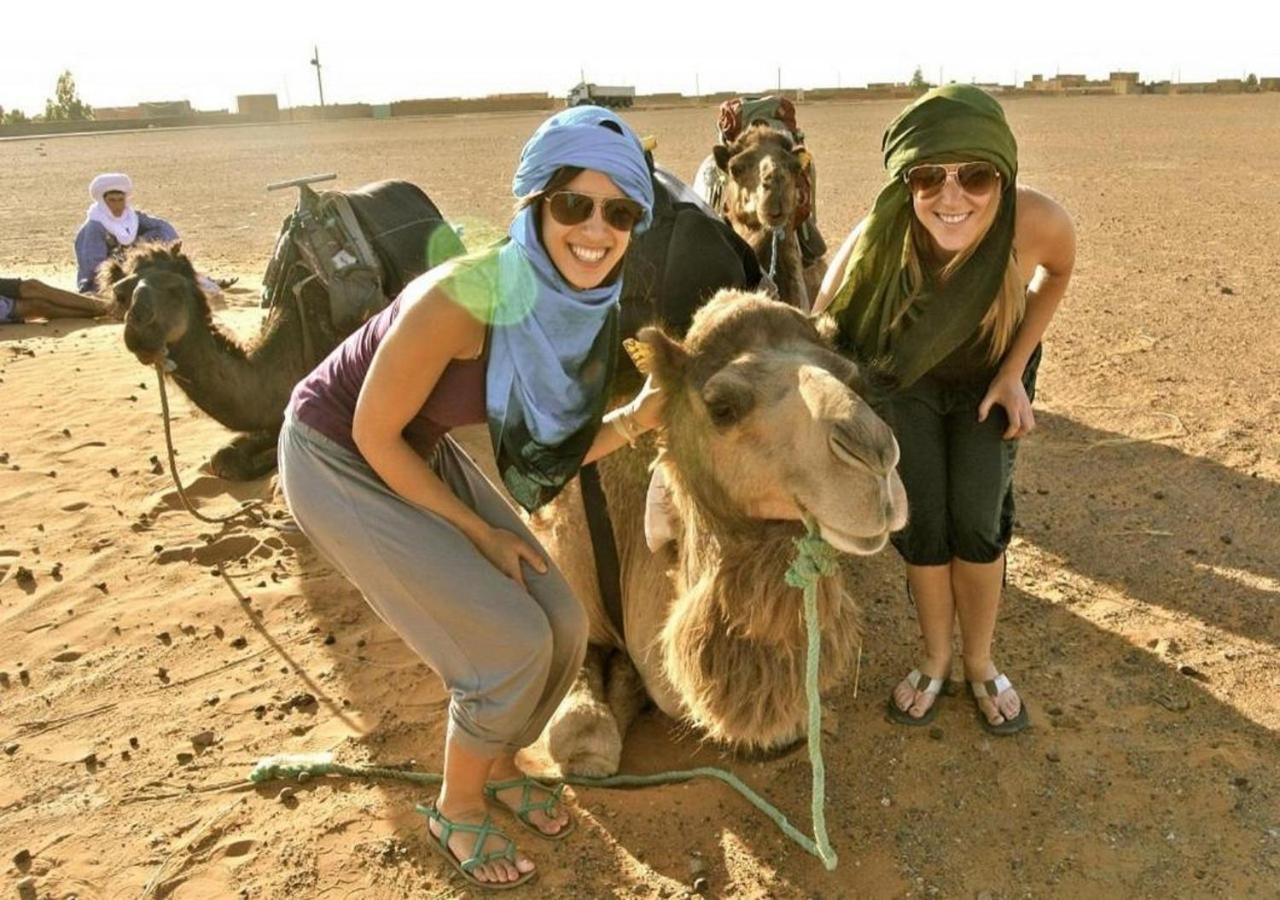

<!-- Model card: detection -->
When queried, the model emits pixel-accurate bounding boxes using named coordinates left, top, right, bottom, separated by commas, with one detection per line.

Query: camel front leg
left=544, top=643, right=624, bottom=777
left=604, top=650, right=648, bottom=745
left=209, top=429, right=280, bottom=481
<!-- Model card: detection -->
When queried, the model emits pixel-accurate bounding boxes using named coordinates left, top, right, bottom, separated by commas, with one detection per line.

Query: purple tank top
left=290, top=294, right=487, bottom=457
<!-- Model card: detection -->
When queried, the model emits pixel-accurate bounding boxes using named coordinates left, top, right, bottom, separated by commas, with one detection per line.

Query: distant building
left=236, top=94, right=279, bottom=121
left=1110, top=72, right=1141, bottom=95
left=93, top=106, right=141, bottom=121
left=138, top=100, right=193, bottom=118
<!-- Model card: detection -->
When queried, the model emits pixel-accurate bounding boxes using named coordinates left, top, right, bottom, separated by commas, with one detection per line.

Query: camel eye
left=701, top=379, right=755, bottom=428
left=729, top=160, right=752, bottom=181
left=707, top=400, right=737, bottom=427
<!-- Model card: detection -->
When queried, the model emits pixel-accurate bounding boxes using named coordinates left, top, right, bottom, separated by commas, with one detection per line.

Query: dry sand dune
left=1, top=96, right=1277, bottom=898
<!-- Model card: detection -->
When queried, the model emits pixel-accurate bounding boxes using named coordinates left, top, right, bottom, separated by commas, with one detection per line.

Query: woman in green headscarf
left=814, top=85, right=1075, bottom=735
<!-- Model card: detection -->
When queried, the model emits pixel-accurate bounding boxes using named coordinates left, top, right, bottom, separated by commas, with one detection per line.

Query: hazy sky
left=4, top=1, right=1275, bottom=114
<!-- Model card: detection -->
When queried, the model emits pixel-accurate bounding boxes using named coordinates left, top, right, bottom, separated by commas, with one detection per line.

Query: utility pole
left=777, top=66, right=782, bottom=93
left=310, top=46, right=325, bottom=108
left=695, top=73, right=700, bottom=101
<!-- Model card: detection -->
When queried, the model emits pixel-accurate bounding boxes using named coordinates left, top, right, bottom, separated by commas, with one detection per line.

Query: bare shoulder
left=1015, top=185, right=1075, bottom=272
left=814, top=217, right=868, bottom=314
left=390, top=264, right=487, bottom=361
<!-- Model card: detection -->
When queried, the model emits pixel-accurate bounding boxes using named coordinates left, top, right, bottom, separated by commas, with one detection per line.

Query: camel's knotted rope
left=766, top=224, right=786, bottom=282
left=247, top=520, right=841, bottom=870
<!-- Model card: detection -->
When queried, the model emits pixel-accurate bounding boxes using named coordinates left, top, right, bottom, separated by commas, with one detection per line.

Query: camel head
left=713, top=125, right=811, bottom=234
left=101, top=242, right=210, bottom=366
left=638, top=289, right=907, bottom=555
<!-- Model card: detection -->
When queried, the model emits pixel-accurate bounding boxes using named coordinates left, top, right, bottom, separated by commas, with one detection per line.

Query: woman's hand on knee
left=473, top=527, right=548, bottom=591
left=978, top=372, right=1035, bottom=439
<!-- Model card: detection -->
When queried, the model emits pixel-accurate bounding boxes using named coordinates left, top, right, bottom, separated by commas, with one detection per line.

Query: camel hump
left=619, top=173, right=763, bottom=361
left=653, top=165, right=716, bottom=218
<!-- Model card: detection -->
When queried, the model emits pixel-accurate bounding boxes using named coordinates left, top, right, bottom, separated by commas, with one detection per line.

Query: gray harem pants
left=278, top=414, right=588, bottom=756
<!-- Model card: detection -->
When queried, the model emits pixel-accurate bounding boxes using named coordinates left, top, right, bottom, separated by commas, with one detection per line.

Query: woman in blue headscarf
left=277, top=107, right=658, bottom=888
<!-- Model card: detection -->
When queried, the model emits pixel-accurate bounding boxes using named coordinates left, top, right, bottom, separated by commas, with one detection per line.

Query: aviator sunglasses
left=545, top=191, right=645, bottom=232
left=903, top=161, right=1001, bottom=197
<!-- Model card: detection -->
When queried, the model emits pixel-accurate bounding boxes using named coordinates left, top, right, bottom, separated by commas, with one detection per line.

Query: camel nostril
left=830, top=420, right=882, bottom=473
left=128, top=303, right=156, bottom=327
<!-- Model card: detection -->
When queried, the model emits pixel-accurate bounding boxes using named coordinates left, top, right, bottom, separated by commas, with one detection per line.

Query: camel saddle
left=717, top=95, right=803, bottom=145
left=262, top=180, right=465, bottom=333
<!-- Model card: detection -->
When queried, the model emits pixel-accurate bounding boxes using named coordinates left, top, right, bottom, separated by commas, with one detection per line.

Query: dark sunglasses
left=903, top=162, right=1001, bottom=197
left=545, top=191, right=645, bottom=232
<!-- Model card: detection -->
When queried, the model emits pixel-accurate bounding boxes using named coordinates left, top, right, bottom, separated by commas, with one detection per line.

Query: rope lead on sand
left=250, top=520, right=841, bottom=869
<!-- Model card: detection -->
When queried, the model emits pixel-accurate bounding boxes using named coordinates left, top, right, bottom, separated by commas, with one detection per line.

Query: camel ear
left=635, top=325, right=688, bottom=390
left=794, top=147, right=812, bottom=171
left=713, top=144, right=733, bottom=172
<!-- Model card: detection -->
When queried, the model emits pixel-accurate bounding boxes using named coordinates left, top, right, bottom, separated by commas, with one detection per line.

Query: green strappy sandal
left=416, top=800, right=536, bottom=889
left=484, top=775, right=576, bottom=841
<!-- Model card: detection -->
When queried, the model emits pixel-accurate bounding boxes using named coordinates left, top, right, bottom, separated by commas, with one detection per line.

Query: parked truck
left=567, top=82, right=635, bottom=109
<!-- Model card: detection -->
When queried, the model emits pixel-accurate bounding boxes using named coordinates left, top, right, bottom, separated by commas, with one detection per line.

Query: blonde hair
left=899, top=197, right=1025, bottom=364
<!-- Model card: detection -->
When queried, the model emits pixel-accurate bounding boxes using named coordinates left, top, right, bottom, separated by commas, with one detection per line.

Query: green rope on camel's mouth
left=250, top=519, right=841, bottom=871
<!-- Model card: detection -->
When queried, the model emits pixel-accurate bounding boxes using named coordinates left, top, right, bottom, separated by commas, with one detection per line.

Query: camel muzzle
left=123, top=311, right=168, bottom=366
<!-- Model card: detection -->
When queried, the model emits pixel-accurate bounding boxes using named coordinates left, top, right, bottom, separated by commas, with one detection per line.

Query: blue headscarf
left=485, top=106, right=654, bottom=510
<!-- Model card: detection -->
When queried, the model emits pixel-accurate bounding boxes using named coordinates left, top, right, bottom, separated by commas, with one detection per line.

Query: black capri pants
left=881, top=347, right=1040, bottom=566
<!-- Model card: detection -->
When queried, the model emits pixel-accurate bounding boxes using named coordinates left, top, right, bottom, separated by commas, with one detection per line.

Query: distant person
left=815, top=85, right=1076, bottom=736
left=73, top=173, right=233, bottom=296
left=74, top=173, right=179, bottom=292
left=0, top=276, right=112, bottom=323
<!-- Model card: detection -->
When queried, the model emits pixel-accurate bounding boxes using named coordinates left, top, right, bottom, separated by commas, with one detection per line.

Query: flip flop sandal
left=970, top=673, right=1031, bottom=736
left=416, top=800, right=536, bottom=890
left=484, top=775, right=576, bottom=841
left=886, top=669, right=946, bottom=726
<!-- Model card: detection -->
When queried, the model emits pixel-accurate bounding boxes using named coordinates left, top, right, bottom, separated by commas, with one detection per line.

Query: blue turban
left=483, top=106, right=652, bottom=511
left=510, top=105, right=654, bottom=232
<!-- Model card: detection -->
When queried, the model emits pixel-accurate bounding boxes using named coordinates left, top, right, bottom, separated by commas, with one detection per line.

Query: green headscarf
left=827, top=84, right=1018, bottom=389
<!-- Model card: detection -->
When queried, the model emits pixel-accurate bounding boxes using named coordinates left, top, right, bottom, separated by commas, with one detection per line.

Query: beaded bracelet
left=610, top=410, right=644, bottom=448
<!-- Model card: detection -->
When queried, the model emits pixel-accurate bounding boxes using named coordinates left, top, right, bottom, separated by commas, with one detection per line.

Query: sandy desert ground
left=1, top=95, right=1278, bottom=898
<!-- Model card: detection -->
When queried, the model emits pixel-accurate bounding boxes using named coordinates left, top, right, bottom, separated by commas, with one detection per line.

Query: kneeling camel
left=536, top=289, right=907, bottom=775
